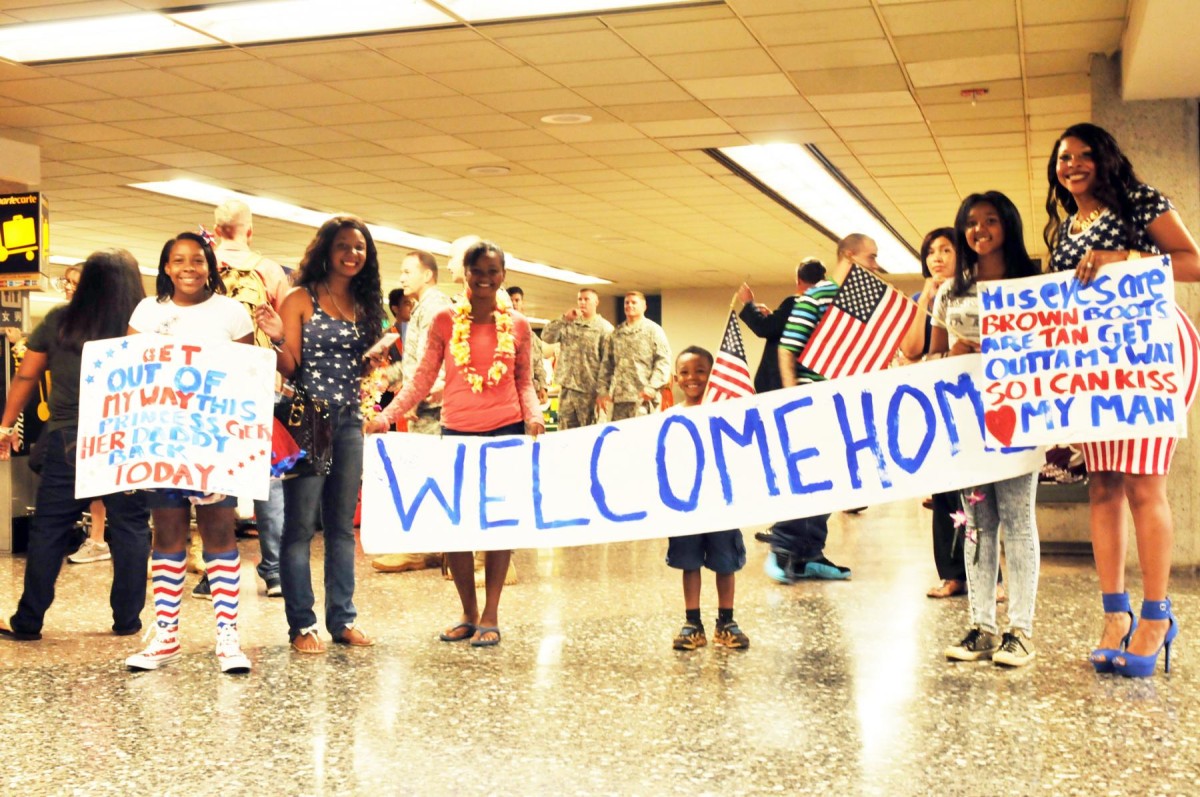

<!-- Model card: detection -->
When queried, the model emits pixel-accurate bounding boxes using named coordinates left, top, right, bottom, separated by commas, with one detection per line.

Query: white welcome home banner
left=361, top=355, right=1044, bottom=553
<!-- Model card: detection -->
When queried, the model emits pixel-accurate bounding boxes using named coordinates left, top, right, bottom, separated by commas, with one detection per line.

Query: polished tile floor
left=2, top=500, right=1199, bottom=796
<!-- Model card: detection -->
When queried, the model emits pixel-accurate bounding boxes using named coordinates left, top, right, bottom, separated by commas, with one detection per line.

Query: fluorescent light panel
left=440, top=0, right=699, bottom=22
left=719, top=143, right=921, bottom=275
left=129, top=180, right=609, bottom=286
left=0, top=13, right=217, bottom=62
left=168, top=0, right=452, bottom=45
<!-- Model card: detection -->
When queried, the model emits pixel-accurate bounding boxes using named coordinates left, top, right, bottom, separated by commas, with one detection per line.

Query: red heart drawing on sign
left=984, top=406, right=1017, bottom=448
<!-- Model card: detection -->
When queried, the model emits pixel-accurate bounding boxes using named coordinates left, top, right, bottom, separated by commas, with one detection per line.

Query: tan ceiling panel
left=838, top=122, right=930, bottom=141
left=704, top=95, right=816, bottom=116
left=29, top=122, right=130, bottom=142
left=906, top=53, right=1021, bottom=88
left=614, top=19, right=759, bottom=56
left=822, top=105, right=925, bottom=126
left=725, top=112, right=826, bottom=132
left=475, top=89, right=591, bottom=113
left=197, top=110, right=311, bottom=132
left=650, top=49, right=778, bottom=80
left=230, top=83, right=360, bottom=109
left=70, top=69, right=209, bottom=97
left=808, top=90, right=914, bottom=111
left=923, top=99, right=1026, bottom=121
left=377, top=40, right=524, bottom=73
left=1021, top=0, right=1126, bottom=26
left=1026, top=73, right=1090, bottom=98
left=1024, top=21, right=1123, bottom=53
left=1027, top=93, right=1089, bottom=115
left=496, top=30, right=641, bottom=64
left=894, top=29, right=1018, bottom=62
left=138, top=90, right=263, bottom=115
left=110, top=117, right=229, bottom=138
left=456, top=129, right=560, bottom=148
left=164, top=61, right=309, bottom=91
left=381, top=95, right=496, bottom=119
left=633, top=118, right=735, bottom=138
left=602, top=4, right=735, bottom=28
left=939, top=132, right=1027, bottom=150
left=789, top=64, right=908, bottom=94
left=743, top=8, right=883, bottom=45
left=881, top=0, right=1016, bottom=35
left=657, top=133, right=750, bottom=150
left=269, top=50, right=415, bottom=81
left=288, top=105, right=399, bottom=127
left=0, top=106, right=81, bottom=127
left=605, top=100, right=716, bottom=123
left=328, top=75, right=454, bottom=102
left=433, top=66, right=560, bottom=94
left=773, top=39, right=897, bottom=71
left=1024, top=50, right=1091, bottom=78
left=421, top=113, right=529, bottom=135
left=43, top=98, right=170, bottom=123
left=574, top=81, right=692, bottom=106
left=931, top=117, right=1025, bottom=136
left=541, top=122, right=643, bottom=143
left=679, top=73, right=797, bottom=100
left=539, top=57, right=666, bottom=87
left=1029, top=112, right=1082, bottom=133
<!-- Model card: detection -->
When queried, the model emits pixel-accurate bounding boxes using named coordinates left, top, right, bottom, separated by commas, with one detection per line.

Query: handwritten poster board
left=978, top=257, right=1183, bottom=447
left=361, top=355, right=1044, bottom=554
left=75, top=334, right=275, bottom=500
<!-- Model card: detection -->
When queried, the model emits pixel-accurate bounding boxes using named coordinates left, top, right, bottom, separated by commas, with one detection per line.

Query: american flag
left=798, top=264, right=917, bottom=379
left=703, top=310, right=755, bottom=403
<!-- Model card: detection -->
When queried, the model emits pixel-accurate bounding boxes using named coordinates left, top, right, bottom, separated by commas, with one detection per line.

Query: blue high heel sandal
left=1090, top=592, right=1137, bottom=674
left=1114, top=598, right=1178, bottom=678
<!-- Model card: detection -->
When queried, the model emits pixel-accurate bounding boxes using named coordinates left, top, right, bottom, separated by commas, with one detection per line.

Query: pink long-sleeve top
left=381, top=306, right=541, bottom=433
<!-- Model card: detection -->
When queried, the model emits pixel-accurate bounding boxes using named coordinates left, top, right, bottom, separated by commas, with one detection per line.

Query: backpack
left=218, top=252, right=271, bottom=349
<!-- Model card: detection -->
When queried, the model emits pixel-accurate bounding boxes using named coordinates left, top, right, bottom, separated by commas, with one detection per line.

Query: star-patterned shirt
left=297, top=287, right=371, bottom=407
left=1050, top=183, right=1172, bottom=273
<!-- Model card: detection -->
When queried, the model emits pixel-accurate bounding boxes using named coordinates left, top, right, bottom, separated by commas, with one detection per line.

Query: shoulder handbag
left=273, top=383, right=333, bottom=478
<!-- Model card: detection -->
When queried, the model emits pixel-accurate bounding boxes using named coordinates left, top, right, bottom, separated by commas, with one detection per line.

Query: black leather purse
left=273, top=383, right=333, bottom=478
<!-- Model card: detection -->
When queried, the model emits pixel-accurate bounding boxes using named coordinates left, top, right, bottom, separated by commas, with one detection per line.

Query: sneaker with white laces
left=993, top=629, right=1036, bottom=668
left=68, top=538, right=111, bottom=564
left=944, top=627, right=1000, bottom=661
left=215, top=625, right=251, bottom=674
left=126, top=625, right=182, bottom=671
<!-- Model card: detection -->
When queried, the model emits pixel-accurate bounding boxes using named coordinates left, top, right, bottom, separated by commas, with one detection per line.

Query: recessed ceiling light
left=0, top=13, right=218, bottom=63
left=129, top=179, right=610, bottom=285
left=540, top=113, right=593, bottom=125
left=169, top=0, right=452, bottom=46
left=440, top=0, right=697, bottom=23
left=441, top=210, right=475, bottom=217
left=716, top=143, right=921, bottom=274
left=467, top=165, right=511, bottom=175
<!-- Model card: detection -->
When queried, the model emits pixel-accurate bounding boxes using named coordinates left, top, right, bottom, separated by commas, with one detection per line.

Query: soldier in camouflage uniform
left=541, top=288, right=613, bottom=429
left=400, top=250, right=451, bottom=434
left=507, top=286, right=549, bottom=402
left=596, top=292, right=671, bottom=422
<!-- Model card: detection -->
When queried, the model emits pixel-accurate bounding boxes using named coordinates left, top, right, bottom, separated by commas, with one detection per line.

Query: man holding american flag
left=764, top=233, right=912, bottom=584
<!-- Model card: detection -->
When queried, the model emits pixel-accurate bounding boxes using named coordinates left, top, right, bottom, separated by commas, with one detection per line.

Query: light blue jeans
left=962, top=472, right=1040, bottom=636
left=254, top=479, right=284, bottom=583
left=280, top=404, right=363, bottom=639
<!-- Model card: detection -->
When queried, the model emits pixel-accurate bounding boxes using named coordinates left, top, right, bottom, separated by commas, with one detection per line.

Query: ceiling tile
left=1025, top=50, right=1091, bottom=77
left=881, top=0, right=1016, bottom=35
left=705, top=95, right=816, bottom=115
left=378, top=40, right=524, bottom=73
left=906, top=54, right=1021, bottom=88
left=789, top=64, right=908, bottom=94
left=650, top=49, right=778, bottom=80
left=476, top=89, right=591, bottom=113
left=614, top=19, right=759, bottom=56
left=270, top=50, right=415, bottom=81
left=539, top=58, right=666, bottom=87
left=606, top=100, right=715, bottom=123
left=495, top=30, right=641, bottom=64
left=744, top=8, right=883, bottom=45
left=1024, top=21, right=1124, bottom=53
left=679, top=74, right=797, bottom=100
left=773, top=39, right=897, bottom=70
left=433, top=67, right=560, bottom=94
left=574, top=81, right=692, bottom=106
left=328, top=75, right=454, bottom=102
left=1021, top=0, right=1126, bottom=26
left=894, top=29, right=1018, bottom=62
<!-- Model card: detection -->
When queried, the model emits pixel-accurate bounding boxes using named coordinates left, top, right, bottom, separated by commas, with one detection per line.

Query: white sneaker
left=68, top=538, right=111, bottom=564
left=215, top=625, right=251, bottom=674
left=126, top=625, right=182, bottom=671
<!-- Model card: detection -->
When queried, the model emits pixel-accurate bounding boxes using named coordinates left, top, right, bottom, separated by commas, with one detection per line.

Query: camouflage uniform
left=528, top=324, right=548, bottom=400
left=597, top=318, right=671, bottom=421
left=403, top=286, right=451, bottom=435
left=541, top=313, right=613, bottom=429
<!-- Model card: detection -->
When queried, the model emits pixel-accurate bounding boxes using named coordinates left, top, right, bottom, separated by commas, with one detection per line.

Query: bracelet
left=270, top=335, right=286, bottom=348
left=0, top=426, right=13, bottom=435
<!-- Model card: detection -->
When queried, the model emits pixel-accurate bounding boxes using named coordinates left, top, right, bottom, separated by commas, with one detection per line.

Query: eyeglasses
left=53, top=276, right=79, bottom=294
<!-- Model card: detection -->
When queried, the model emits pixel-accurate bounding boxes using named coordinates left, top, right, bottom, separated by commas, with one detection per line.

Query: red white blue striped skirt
left=1080, top=306, right=1200, bottom=475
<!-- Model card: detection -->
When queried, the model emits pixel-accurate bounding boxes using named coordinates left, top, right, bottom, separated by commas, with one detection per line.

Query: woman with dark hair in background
left=931, top=191, right=1042, bottom=668
left=900, top=228, right=974, bottom=599
left=369, top=240, right=542, bottom=647
left=1045, top=123, right=1200, bottom=677
left=257, top=216, right=385, bottom=654
left=124, top=232, right=256, bottom=674
left=0, top=250, right=151, bottom=642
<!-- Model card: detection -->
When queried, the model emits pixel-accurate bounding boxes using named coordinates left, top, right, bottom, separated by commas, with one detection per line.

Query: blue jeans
left=962, top=472, right=1039, bottom=636
left=10, top=427, right=151, bottom=635
left=769, top=514, right=830, bottom=561
left=254, top=479, right=284, bottom=583
left=281, top=404, right=362, bottom=638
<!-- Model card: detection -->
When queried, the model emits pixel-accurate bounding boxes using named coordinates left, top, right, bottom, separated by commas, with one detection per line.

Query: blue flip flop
left=439, top=622, right=476, bottom=642
left=470, top=626, right=501, bottom=647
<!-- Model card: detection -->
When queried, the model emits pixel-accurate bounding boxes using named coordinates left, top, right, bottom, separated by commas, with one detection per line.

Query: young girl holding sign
left=367, top=240, right=543, bottom=647
left=930, top=192, right=1042, bottom=668
left=124, top=232, right=255, bottom=674
left=1045, top=123, right=1200, bottom=677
